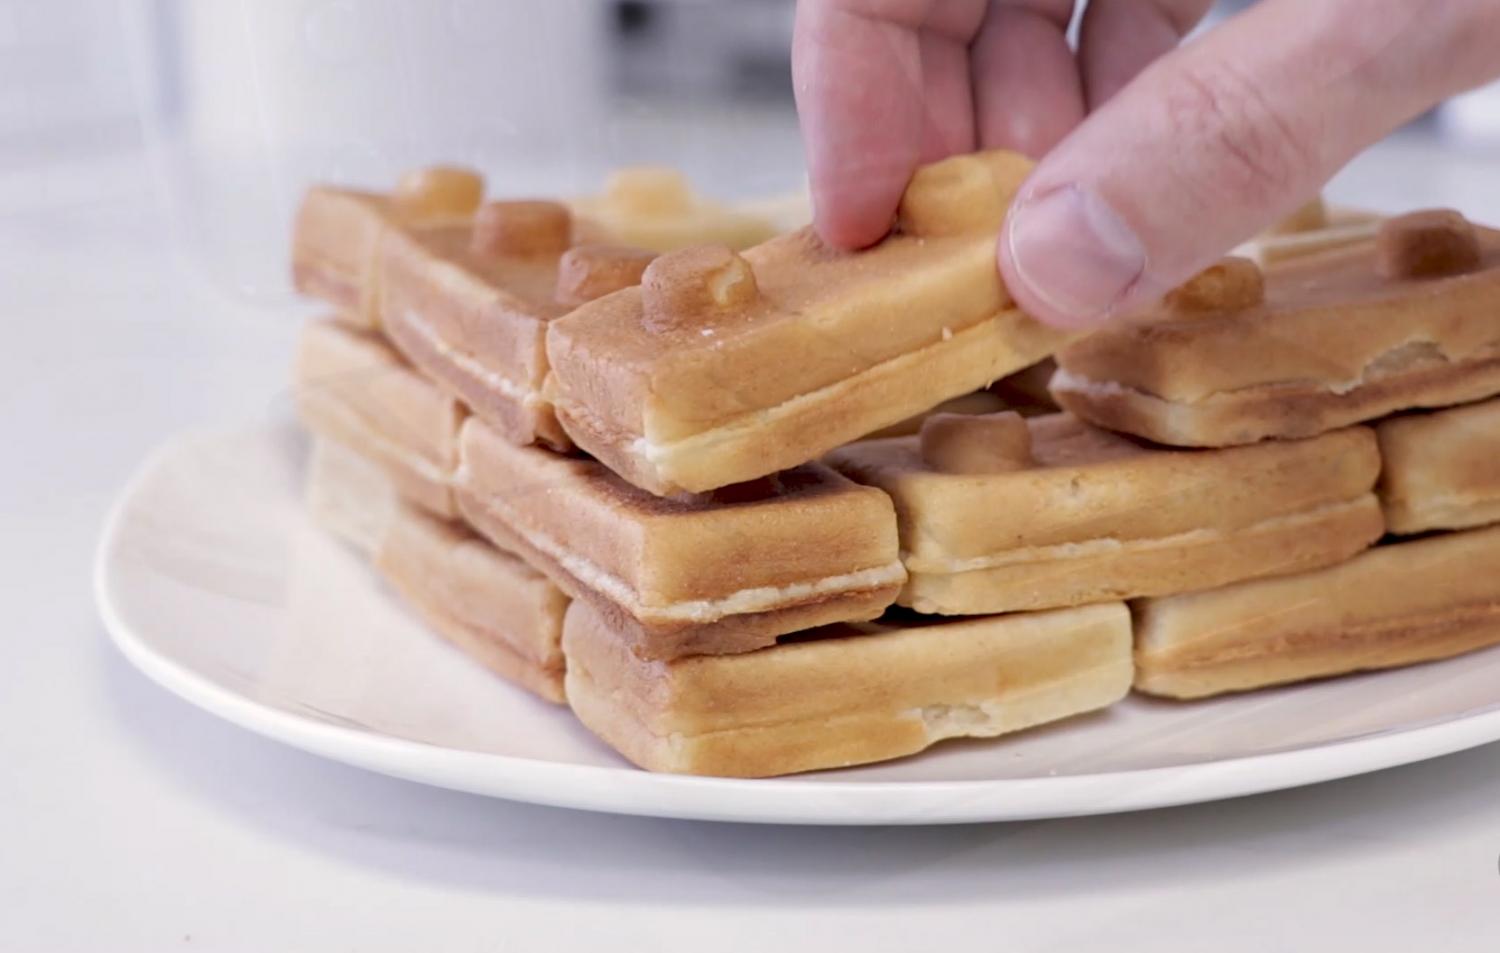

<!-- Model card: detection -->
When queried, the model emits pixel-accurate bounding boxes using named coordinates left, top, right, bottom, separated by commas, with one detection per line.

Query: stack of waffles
left=291, top=153, right=1500, bottom=777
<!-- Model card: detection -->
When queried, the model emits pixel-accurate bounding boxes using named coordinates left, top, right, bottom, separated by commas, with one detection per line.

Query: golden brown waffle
left=377, top=504, right=568, bottom=703
left=303, top=437, right=568, bottom=701
left=545, top=150, right=1072, bottom=495
left=293, top=166, right=762, bottom=449
left=1134, top=525, right=1500, bottom=699
left=290, top=188, right=397, bottom=328
left=293, top=319, right=465, bottom=519
left=1378, top=396, right=1500, bottom=534
left=829, top=414, right=1384, bottom=615
left=1053, top=211, right=1500, bottom=447
left=455, top=416, right=903, bottom=660
left=568, top=166, right=782, bottom=252
left=378, top=199, right=650, bottom=450
left=563, top=599, right=1133, bottom=777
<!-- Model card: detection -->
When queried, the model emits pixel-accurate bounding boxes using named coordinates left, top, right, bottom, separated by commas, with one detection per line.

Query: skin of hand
left=793, top=0, right=1500, bottom=329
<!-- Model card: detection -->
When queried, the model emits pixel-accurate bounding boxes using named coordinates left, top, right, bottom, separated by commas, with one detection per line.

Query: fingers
left=1078, top=0, right=1213, bottom=107
left=999, top=0, right=1500, bottom=330
left=971, top=0, right=1085, bottom=157
left=793, top=1, right=926, bottom=248
left=793, top=0, right=987, bottom=249
left=916, top=30, right=978, bottom=163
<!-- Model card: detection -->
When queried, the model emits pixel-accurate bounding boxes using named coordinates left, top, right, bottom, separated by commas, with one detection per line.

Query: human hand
left=793, top=0, right=1500, bottom=329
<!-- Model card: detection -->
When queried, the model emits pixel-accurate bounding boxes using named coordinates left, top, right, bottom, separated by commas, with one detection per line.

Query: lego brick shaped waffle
left=291, top=166, right=483, bottom=328
left=454, top=416, right=904, bottom=661
left=563, top=599, right=1132, bottom=777
left=827, top=412, right=1384, bottom=615
left=569, top=166, right=783, bottom=252
left=545, top=149, right=1072, bottom=496
left=295, top=166, right=753, bottom=449
left=1052, top=210, right=1500, bottom=447
left=377, top=504, right=569, bottom=703
left=1377, top=395, right=1500, bottom=535
left=293, top=319, right=465, bottom=520
left=1134, top=524, right=1500, bottom=699
left=303, top=436, right=567, bottom=701
left=380, top=189, right=655, bottom=450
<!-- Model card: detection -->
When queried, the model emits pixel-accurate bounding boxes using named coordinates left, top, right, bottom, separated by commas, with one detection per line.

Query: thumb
left=998, top=0, right=1500, bottom=330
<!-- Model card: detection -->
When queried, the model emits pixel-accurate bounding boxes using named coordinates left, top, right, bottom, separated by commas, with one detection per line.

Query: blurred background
left=7, top=0, right=810, bottom=300
left=4, top=0, right=1500, bottom=303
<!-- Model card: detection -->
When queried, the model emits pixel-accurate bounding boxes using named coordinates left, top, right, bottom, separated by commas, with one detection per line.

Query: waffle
left=1134, top=524, right=1500, bottom=698
left=291, top=190, right=395, bottom=328
left=569, top=166, right=782, bottom=252
left=1053, top=210, right=1500, bottom=447
left=563, top=599, right=1133, bottom=777
left=379, top=197, right=655, bottom=449
left=303, top=434, right=567, bottom=701
left=828, top=414, right=1384, bottom=615
left=291, top=166, right=484, bottom=329
left=454, top=416, right=903, bottom=660
left=293, top=319, right=465, bottom=519
left=545, top=149, right=1072, bottom=495
left=1377, top=396, right=1500, bottom=534
left=294, top=165, right=768, bottom=449
left=376, top=504, right=568, bottom=702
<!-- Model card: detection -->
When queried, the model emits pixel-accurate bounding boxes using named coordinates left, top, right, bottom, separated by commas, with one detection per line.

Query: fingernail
left=1005, top=184, right=1146, bottom=329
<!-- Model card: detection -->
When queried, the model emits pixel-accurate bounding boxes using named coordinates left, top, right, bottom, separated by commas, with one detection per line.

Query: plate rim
left=94, top=427, right=1500, bottom=825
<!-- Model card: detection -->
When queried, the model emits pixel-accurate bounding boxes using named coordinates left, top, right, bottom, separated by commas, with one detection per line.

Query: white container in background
left=126, top=0, right=612, bottom=301
left=122, top=0, right=807, bottom=304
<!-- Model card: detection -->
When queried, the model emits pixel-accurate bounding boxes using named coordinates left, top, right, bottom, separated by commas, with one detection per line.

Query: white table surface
left=5, top=135, right=1500, bottom=952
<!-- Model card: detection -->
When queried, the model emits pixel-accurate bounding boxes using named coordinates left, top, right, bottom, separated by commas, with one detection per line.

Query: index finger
left=792, top=0, right=985, bottom=249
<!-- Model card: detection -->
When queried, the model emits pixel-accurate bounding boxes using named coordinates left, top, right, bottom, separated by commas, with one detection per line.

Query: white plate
left=96, top=423, right=1500, bottom=825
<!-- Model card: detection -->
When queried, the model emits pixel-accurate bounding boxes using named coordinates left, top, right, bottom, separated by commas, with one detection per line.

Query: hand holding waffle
left=793, top=0, right=1500, bottom=328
